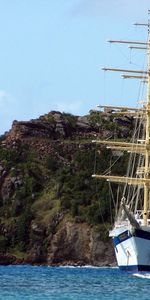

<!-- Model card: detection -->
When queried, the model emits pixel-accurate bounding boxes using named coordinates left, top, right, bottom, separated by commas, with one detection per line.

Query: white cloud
left=0, top=90, right=12, bottom=108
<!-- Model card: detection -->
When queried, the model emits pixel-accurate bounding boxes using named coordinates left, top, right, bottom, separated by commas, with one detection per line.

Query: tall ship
left=92, top=14, right=150, bottom=271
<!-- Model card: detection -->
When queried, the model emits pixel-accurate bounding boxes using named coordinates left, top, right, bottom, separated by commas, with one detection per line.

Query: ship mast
left=144, top=21, right=150, bottom=225
left=92, top=19, right=150, bottom=227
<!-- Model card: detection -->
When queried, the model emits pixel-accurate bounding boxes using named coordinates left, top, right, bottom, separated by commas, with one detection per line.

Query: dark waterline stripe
left=119, top=265, right=150, bottom=272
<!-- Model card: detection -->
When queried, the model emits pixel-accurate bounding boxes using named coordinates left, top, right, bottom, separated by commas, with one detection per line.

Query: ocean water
left=0, top=266, right=150, bottom=300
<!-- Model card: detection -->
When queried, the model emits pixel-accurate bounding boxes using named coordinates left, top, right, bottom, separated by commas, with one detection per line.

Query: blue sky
left=0, top=0, right=150, bottom=134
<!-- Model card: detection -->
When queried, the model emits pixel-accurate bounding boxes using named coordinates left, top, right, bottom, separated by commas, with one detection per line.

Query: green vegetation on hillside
left=0, top=111, right=132, bottom=259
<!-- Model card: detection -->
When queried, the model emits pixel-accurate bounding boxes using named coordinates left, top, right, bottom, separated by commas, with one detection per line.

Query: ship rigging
left=92, top=13, right=150, bottom=271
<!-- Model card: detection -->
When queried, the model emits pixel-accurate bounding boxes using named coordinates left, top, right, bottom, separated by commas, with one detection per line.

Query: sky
left=0, top=0, right=150, bottom=134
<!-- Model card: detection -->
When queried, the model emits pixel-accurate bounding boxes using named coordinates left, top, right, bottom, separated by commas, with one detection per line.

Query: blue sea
left=0, top=265, right=150, bottom=299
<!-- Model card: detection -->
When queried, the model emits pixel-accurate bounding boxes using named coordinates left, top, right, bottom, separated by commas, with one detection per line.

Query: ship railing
left=134, top=210, right=150, bottom=226
left=135, top=209, right=150, bottom=217
left=114, top=210, right=150, bottom=227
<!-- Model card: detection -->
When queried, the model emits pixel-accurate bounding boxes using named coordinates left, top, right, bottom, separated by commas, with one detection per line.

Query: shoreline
left=0, top=253, right=117, bottom=267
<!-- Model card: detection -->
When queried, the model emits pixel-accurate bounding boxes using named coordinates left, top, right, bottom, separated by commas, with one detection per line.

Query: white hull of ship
left=110, top=227, right=150, bottom=271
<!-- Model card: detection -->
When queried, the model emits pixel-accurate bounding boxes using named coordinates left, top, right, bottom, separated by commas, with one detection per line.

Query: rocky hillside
left=0, top=110, right=134, bottom=265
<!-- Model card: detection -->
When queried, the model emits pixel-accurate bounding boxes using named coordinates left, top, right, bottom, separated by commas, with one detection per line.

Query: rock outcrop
left=22, top=221, right=116, bottom=266
left=0, top=110, right=133, bottom=266
left=46, top=221, right=115, bottom=266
